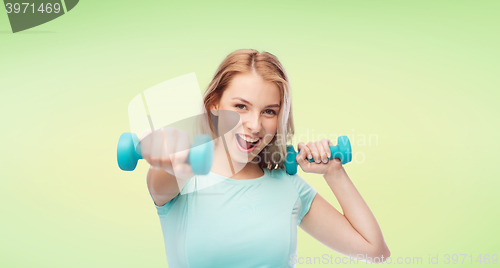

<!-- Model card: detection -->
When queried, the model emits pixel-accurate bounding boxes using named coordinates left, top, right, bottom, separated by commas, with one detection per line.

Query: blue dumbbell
left=285, top=136, right=352, bottom=175
left=116, top=133, right=214, bottom=175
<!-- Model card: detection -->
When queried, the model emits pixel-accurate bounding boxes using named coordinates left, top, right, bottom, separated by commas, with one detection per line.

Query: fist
left=140, top=127, right=194, bottom=179
left=296, top=138, right=343, bottom=175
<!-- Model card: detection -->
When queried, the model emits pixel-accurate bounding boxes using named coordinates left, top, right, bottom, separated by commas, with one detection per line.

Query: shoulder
left=266, top=168, right=311, bottom=189
left=274, top=169, right=317, bottom=196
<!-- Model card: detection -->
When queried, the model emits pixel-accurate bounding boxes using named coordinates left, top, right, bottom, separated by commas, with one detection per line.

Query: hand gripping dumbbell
left=285, top=136, right=352, bottom=175
left=116, top=132, right=214, bottom=175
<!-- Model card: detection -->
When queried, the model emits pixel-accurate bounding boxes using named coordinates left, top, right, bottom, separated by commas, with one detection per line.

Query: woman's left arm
left=296, top=140, right=390, bottom=261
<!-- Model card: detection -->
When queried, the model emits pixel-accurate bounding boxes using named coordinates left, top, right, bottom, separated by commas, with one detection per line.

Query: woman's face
left=214, top=71, right=281, bottom=164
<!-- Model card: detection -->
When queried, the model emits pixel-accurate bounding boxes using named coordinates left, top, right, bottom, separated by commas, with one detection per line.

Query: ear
left=209, top=104, right=219, bottom=116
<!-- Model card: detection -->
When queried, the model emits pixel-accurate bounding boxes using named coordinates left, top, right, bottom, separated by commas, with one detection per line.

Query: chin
left=231, top=147, right=262, bottom=165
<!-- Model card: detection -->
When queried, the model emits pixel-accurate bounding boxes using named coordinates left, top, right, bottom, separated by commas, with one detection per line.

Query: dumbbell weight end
left=117, top=133, right=143, bottom=171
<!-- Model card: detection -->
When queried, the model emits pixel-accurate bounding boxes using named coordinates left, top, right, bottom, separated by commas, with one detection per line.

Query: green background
left=1, top=1, right=499, bottom=267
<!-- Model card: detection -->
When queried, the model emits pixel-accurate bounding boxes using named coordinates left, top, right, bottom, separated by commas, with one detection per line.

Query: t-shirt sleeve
left=287, top=172, right=318, bottom=226
left=150, top=175, right=195, bottom=217
left=150, top=192, right=179, bottom=217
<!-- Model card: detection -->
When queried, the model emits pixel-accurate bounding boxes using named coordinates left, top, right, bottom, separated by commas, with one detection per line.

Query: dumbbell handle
left=117, top=133, right=213, bottom=174
left=285, top=136, right=352, bottom=175
left=305, top=145, right=344, bottom=163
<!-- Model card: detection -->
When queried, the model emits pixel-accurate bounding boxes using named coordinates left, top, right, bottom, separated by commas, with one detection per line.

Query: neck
left=210, top=136, right=264, bottom=180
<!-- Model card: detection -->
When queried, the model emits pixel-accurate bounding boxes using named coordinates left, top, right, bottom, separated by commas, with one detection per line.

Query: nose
left=243, top=112, right=262, bottom=134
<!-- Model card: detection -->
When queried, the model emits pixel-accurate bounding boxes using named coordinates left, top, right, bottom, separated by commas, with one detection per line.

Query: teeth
left=238, top=134, right=260, bottom=143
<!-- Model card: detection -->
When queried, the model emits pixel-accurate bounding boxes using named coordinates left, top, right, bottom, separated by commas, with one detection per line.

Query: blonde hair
left=197, top=49, right=294, bottom=170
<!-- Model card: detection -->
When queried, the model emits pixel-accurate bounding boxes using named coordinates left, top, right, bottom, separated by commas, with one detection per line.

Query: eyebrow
left=232, top=97, right=280, bottom=108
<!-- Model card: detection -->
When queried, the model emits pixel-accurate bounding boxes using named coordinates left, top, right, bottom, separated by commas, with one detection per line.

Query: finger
left=307, top=141, right=321, bottom=164
left=171, top=131, right=191, bottom=175
left=173, top=163, right=194, bottom=179
left=161, top=128, right=177, bottom=171
left=316, top=140, right=328, bottom=164
left=294, top=143, right=306, bottom=165
left=151, top=128, right=167, bottom=158
left=140, top=129, right=153, bottom=140
left=150, top=128, right=166, bottom=169
left=140, top=129, right=153, bottom=159
left=298, top=142, right=312, bottom=160
left=328, top=138, right=335, bottom=147
left=297, top=146, right=308, bottom=163
left=296, top=151, right=311, bottom=171
left=157, top=128, right=173, bottom=171
left=321, top=138, right=331, bottom=161
left=162, top=127, right=176, bottom=159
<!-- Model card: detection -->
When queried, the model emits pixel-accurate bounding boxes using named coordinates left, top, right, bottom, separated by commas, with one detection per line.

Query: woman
left=143, top=49, right=390, bottom=267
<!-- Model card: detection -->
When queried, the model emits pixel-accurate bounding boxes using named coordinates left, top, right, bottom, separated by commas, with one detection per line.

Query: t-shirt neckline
left=209, top=168, right=270, bottom=184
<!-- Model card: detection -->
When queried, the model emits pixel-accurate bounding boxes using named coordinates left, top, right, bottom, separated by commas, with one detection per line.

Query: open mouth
left=235, top=134, right=261, bottom=153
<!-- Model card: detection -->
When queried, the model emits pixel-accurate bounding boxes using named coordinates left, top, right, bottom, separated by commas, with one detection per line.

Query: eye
left=235, top=104, right=246, bottom=110
left=264, top=109, right=277, bottom=115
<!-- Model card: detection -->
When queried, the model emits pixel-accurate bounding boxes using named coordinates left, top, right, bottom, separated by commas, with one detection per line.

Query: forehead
left=222, top=72, right=281, bottom=104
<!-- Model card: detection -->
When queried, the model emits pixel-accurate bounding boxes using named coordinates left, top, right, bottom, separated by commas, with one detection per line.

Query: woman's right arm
left=147, top=166, right=180, bottom=207
left=142, top=128, right=195, bottom=207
